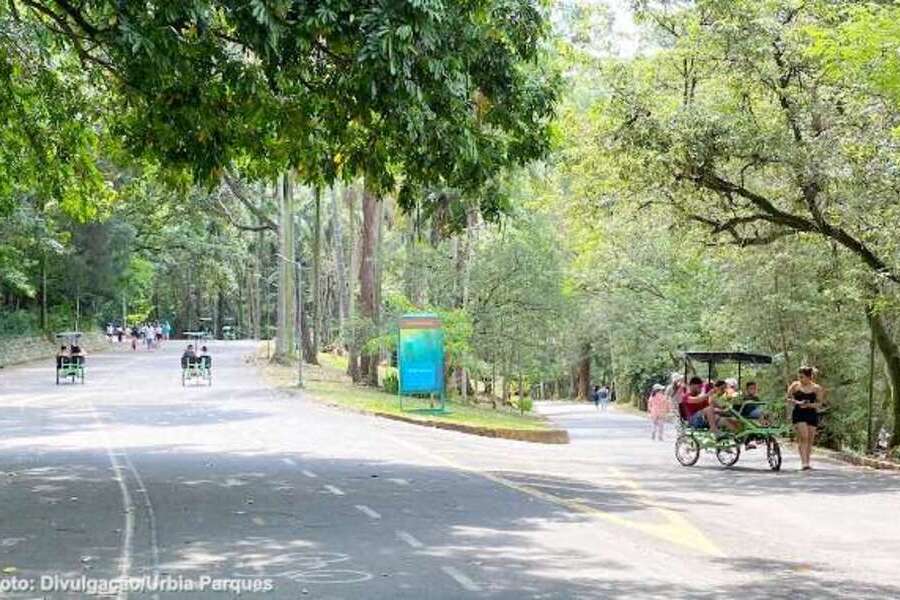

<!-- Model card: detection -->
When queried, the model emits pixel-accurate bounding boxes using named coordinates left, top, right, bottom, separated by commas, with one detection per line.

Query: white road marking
left=252, top=517, right=266, bottom=526
left=395, top=530, right=423, bottom=548
left=120, top=452, right=161, bottom=600
left=388, top=478, right=409, bottom=486
left=90, top=406, right=134, bottom=600
left=323, top=484, right=345, bottom=496
left=354, top=505, right=381, bottom=519
left=441, top=566, right=482, bottom=592
left=302, top=469, right=318, bottom=479
left=281, top=458, right=297, bottom=466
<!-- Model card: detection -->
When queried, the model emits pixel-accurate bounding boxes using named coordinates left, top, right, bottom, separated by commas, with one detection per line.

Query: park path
left=0, top=341, right=898, bottom=598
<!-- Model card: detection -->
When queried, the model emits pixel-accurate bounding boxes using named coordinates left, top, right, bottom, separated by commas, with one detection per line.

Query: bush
left=382, top=370, right=399, bottom=394
left=0, top=309, right=39, bottom=336
left=516, top=396, right=533, bottom=414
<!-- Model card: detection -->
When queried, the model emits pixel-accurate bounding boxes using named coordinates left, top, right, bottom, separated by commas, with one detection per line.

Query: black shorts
left=792, top=407, right=819, bottom=427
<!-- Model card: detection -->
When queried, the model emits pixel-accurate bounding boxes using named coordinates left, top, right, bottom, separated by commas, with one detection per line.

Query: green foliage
left=382, top=369, right=399, bottom=395
left=468, top=214, right=571, bottom=383
left=0, top=14, right=112, bottom=219
left=0, top=309, right=39, bottom=337
left=808, top=4, right=900, bottom=108
left=516, top=395, right=533, bottom=415
left=540, top=0, right=900, bottom=447
left=11, top=0, right=558, bottom=215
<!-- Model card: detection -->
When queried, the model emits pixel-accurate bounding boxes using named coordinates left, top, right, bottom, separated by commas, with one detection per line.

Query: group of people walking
left=591, top=384, right=613, bottom=411
left=106, top=321, right=172, bottom=350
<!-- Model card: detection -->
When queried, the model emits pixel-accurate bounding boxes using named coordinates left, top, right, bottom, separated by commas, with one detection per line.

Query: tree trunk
left=246, top=267, right=258, bottom=339
left=357, top=185, right=380, bottom=386
left=299, top=258, right=316, bottom=364
left=311, top=186, right=322, bottom=364
left=216, top=289, right=225, bottom=339
left=274, top=173, right=296, bottom=362
left=40, top=253, right=47, bottom=331
left=576, top=342, right=591, bottom=401
left=252, top=228, right=264, bottom=339
left=458, top=208, right=477, bottom=405
left=331, top=185, right=349, bottom=330
left=370, top=194, right=385, bottom=386
left=346, top=183, right=361, bottom=381
left=867, top=307, right=900, bottom=448
left=518, top=372, right=525, bottom=409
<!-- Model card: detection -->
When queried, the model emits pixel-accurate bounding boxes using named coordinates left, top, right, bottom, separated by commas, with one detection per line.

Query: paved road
left=0, top=341, right=898, bottom=599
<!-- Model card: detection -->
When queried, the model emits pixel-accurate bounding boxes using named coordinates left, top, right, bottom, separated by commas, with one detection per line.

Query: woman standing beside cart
left=787, top=366, right=825, bottom=471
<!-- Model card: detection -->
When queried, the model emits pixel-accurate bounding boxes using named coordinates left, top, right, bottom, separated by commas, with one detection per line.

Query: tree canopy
left=3, top=0, right=900, bottom=456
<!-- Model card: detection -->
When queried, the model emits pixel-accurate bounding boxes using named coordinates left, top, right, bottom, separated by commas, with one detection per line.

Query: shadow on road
left=2, top=439, right=898, bottom=598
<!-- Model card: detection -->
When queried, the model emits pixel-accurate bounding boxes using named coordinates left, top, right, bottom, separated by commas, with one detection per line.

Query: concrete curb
left=371, top=411, right=570, bottom=444
left=807, top=445, right=900, bottom=472
left=285, top=389, right=570, bottom=445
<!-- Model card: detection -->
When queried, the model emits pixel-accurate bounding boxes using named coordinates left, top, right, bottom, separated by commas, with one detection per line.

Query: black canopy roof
left=683, top=351, right=773, bottom=365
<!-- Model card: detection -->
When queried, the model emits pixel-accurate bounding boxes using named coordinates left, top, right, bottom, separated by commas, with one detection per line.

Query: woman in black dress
left=787, top=366, right=824, bottom=470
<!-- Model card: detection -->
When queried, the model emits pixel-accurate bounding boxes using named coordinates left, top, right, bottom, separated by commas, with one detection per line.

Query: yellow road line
left=385, top=433, right=722, bottom=557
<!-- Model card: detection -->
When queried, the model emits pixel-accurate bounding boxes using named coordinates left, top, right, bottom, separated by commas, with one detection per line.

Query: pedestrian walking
left=649, top=384, right=671, bottom=441
left=788, top=366, right=825, bottom=471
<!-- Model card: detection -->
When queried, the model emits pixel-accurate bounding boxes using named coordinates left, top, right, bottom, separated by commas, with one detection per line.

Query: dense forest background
left=2, top=0, right=899, bottom=455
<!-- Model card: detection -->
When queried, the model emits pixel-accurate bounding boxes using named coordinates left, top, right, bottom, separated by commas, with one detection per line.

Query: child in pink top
left=648, top=384, right=671, bottom=441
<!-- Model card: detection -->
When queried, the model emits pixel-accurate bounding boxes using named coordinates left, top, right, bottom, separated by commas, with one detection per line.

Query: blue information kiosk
left=397, top=313, right=447, bottom=413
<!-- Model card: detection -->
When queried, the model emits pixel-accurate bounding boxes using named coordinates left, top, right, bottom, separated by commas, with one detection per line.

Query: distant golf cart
left=55, top=332, right=85, bottom=385
left=675, top=352, right=788, bottom=471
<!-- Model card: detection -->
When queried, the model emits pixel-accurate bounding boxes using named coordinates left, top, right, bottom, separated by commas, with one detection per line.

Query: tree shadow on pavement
left=630, top=460, right=900, bottom=498
left=3, top=442, right=898, bottom=599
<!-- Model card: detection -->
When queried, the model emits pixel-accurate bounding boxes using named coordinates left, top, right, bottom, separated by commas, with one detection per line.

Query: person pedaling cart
left=55, top=332, right=86, bottom=385
left=181, top=339, right=212, bottom=387
left=673, top=352, right=788, bottom=471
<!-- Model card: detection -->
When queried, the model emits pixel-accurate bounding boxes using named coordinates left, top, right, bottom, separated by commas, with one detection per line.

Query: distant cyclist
left=199, top=345, right=211, bottom=368
left=56, top=345, right=70, bottom=369
left=181, top=344, right=196, bottom=369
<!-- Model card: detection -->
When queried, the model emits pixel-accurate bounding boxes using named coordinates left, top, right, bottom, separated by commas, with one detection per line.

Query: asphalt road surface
left=1, top=341, right=898, bottom=599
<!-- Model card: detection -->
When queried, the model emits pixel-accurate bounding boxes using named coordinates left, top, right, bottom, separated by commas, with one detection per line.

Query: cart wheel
left=715, top=438, right=741, bottom=467
left=767, top=438, right=782, bottom=471
left=675, top=434, right=700, bottom=466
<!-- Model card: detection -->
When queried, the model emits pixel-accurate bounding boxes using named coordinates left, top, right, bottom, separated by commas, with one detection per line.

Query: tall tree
left=274, top=174, right=296, bottom=361
left=587, top=0, right=900, bottom=446
left=311, top=186, right=322, bottom=364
